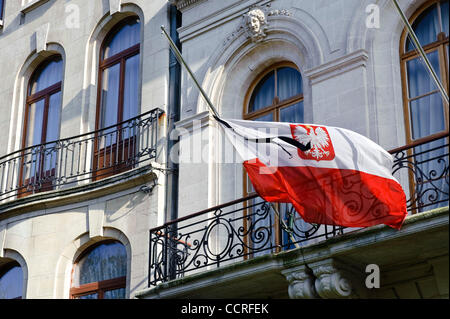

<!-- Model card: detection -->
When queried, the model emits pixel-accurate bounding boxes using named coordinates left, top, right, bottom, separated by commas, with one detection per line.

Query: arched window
left=400, top=0, right=449, bottom=211
left=244, top=63, right=303, bottom=123
left=94, top=16, right=141, bottom=180
left=400, top=0, right=448, bottom=142
left=19, top=56, right=63, bottom=197
left=243, top=62, right=306, bottom=254
left=0, top=261, right=23, bottom=299
left=70, top=241, right=127, bottom=299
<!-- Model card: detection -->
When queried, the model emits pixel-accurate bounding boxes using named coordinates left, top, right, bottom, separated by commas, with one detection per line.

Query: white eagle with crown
left=293, top=125, right=331, bottom=160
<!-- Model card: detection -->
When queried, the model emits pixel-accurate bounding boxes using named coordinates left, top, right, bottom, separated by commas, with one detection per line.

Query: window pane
left=410, top=92, right=445, bottom=139
left=73, top=242, right=127, bottom=286
left=103, top=18, right=140, bottom=59
left=0, top=265, right=23, bottom=299
left=280, top=102, right=304, bottom=123
left=249, top=71, right=275, bottom=112
left=253, top=112, right=274, bottom=122
left=29, top=58, right=63, bottom=95
left=277, top=67, right=302, bottom=101
left=406, top=4, right=439, bottom=51
left=440, top=1, right=449, bottom=37
left=104, top=288, right=126, bottom=299
left=123, top=54, right=140, bottom=122
left=76, top=293, right=98, bottom=299
left=46, top=92, right=61, bottom=143
left=0, top=0, right=4, bottom=20
left=100, top=64, right=120, bottom=148
left=26, top=99, right=45, bottom=147
left=407, top=50, right=441, bottom=98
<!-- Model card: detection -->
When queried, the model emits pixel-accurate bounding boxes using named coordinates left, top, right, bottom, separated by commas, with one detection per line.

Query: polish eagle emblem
left=290, top=124, right=335, bottom=161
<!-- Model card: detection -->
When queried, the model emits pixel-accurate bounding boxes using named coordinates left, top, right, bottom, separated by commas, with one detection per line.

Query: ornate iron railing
left=0, top=108, right=164, bottom=202
left=148, top=133, right=449, bottom=286
left=391, top=132, right=449, bottom=213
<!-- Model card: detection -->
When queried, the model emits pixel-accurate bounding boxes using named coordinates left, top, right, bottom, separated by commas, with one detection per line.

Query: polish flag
left=217, top=118, right=407, bottom=230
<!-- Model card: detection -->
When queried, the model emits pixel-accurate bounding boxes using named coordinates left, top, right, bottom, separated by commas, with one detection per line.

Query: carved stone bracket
left=282, top=265, right=318, bottom=299
left=283, top=258, right=366, bottom=299
left=312, top=261, right=354, bottom=298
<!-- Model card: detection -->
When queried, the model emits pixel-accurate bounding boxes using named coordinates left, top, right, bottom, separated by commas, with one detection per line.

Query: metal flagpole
left=391, top=0, right=449, bottom=105
left=160, top=25, right=221, bottom=118
left=269, top=202, right=300, bottom=249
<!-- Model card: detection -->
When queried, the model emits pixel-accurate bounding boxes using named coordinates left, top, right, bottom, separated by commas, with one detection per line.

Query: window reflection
left=71, top=241, right=127, bottom=299
left=0, top=262, right=23, bottom=299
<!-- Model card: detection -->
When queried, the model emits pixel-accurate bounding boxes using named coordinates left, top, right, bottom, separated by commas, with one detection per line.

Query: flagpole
left=160, top=25, right=221, bottom=118
left=391, top=0, right=449, bottom=105
left=269, top=203, right=301, bottom=249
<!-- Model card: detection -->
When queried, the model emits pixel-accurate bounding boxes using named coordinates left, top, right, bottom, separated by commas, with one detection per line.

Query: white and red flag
left=217, top=118, right=407, bottom=230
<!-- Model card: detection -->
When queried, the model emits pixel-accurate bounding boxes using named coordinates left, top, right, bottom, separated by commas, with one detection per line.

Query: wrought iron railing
left=391, top=132, right=449, bottom=213
left=148, top=133, right=449, bottom=286
left=0, top=108, right=164, bottom=202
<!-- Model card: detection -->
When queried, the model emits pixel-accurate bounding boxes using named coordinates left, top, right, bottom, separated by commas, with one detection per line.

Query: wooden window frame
left=93, top=16, right=141, bottom=181
left=18, top=56, right=62, bottom=198
left=70, top=240, right=127, bottom=299
left=399, top=0, right=449, bottom=213
left=242, top=62, right=304, bottom=255
left=399, top=0, right=449, bottom=146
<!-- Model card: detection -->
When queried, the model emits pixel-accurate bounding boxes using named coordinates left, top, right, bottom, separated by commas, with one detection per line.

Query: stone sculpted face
left=247, top=9, right=265, bottom=35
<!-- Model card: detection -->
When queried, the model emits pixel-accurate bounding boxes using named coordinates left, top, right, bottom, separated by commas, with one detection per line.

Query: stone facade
left=0, top=0, right=170, bottom=299
left=0, top=0, right=448, bottom=299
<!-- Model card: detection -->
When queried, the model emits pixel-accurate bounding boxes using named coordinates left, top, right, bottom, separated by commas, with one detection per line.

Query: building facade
left=0, top=0, right=448, bottom=299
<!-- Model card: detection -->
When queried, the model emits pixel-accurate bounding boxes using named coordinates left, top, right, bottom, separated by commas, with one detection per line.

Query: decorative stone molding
left=242, top=5, right=292, bottom=43
left=21, top=0, right=51, bottom=14
left=222, top=4, right=292, bottom=47
left=88, top=202, right=105, bottom=238
left=243, top=6, right=269, bottom=43
left=309, top=259, right=364, bottom=299
left=32, top=23, right=50, bottom=53
left=282, top=266, right=318, bottom=299
left=173, top=0, right=207, bottom=11
left=304, top=49, right=369, bottom=85
left=313, top=265, right=352, bottom=298
left=109, top=0, right=121, bottom=15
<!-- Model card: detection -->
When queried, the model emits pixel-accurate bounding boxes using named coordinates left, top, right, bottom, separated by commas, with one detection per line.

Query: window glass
left=406, top=4, right=439, bottom=51
left=29, top=58, right=63, bottom=95
left=280, top=102, right=304, bottom=123
left=25, top=99, right=45, bottom=147
left=103, top=18, right=140, bottom=59
left=72, top=241, right=127, bottom=287
left=410, top=92, right=445, bottom=139
left=406, top=50, right=441, bottom=98
left=247, top=65, right=303, bottom=123
left=104, top=288, right=126, bottom=299
left=277, top=67, right=302, bottom=101
left=0, top=264, right=23, bottom=299
left=441, top=1, right=449, bottom=37
left=123, top=54, right=140, bottom=122
left=249, top=71, right=275, bottom=113
left=0, top=0, right=4, bottom=20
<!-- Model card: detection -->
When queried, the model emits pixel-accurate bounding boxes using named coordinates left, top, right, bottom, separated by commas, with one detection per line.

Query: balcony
left=0, top=108, right=164, bottom=208
left=147, top=133, right=449, bottom=291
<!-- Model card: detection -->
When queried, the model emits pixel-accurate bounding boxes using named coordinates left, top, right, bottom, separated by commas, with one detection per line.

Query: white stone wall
left=0, top=0, right=171, bottom=298
left=0, top=184, right=160, bottom=298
